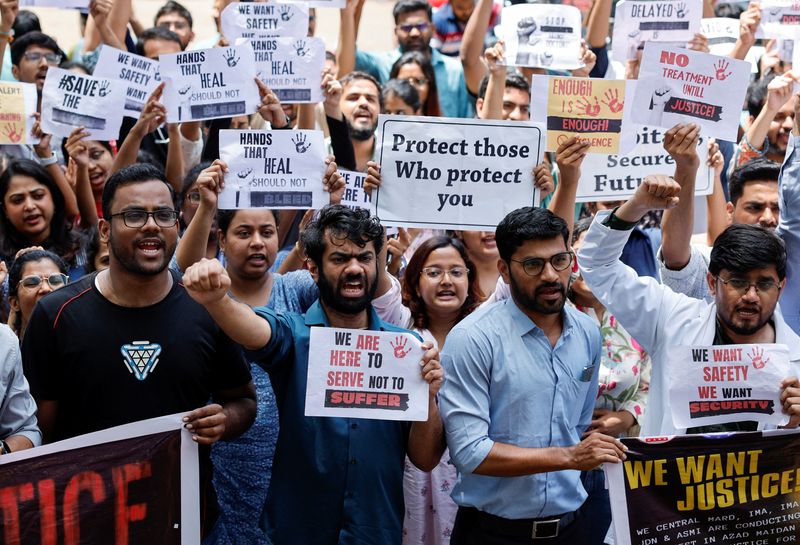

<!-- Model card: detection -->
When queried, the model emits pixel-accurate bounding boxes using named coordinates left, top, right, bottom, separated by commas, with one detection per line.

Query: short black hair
left=477, top=71, right=530, bottom=100
left=59, top=60, right=90, bottom=74
left=10, top=31, right=62, bottom=67
left=217, top=208, right=280, bottom=236
left=102, top=164, right=176, bottom=219
left=155, top=0, right=193, bottom=28
left=392, top=0, right=432, bottom=23
left=135, top=26, right=183, bottom=56
left=325, top=50, right=337, bottom=63
left=745, top=74, right=775, bottom=118
left=495, top=207, right=569, bottom=262
left=709, top=224, right=786, bottom=280
left=13, top=10, right=41, bottom=38
left=179, top=161, right=210, bottom=208
left=382, top=78, right=421, bottom=112
left=340, top=71, right=384, bottom=110
left=728, top=158, right=780, bottom=205
left=301, top=205, right=384, bottom=267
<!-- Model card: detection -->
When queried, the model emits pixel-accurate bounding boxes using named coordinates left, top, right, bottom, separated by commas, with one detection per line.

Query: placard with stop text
left=0, top=82, right=39, bottom=145
left=93, top=45, right=161, bottom=118
left=0, top=413, right=199, bottom=544
left=531, top=76, right=636, bottom=154
left=40, top=67, right=126, bottom=140
left=218, top=129, right=327, bottom=209
left=577, top=123, right=712, bottom=202
left=667, top=344, right=791, bottom=429
left=221, top=1, right=309, bottom=41
left=631, top=43, right=750, bottom=141
left=612, top=0, right=703, bottom=61
left=373, top=115, right=543, bottom=231
left=305, top=328, right=429, bottom=421
left=757, top=0, right=800, bottom=39
left=245, top=37, right=325, bottom=103
left=606, top=429, right=800, bottom=545
left=160, top=45, right=260, bottom=123
left=495, top=4, right=583, bottom=70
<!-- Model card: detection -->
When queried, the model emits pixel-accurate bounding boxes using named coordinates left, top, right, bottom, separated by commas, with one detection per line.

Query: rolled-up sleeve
left=658, top=245, right=710, bottom=300
left=0, top=326, right=41, bottom=446
left=439, top=328, right=494, bottom=474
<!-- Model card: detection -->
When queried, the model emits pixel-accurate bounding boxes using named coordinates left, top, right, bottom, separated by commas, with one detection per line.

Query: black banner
left=325, top=389, right=410, bottom=411
left=639, top=21, right=691, bottom=30
left=664, top=97, right=723, bottom=121
left=547, top=116, right=623, bottom=133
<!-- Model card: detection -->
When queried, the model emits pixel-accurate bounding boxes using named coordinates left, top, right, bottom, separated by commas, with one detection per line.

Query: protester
left=7, top=247, right=68, bottom=339
left=389, top=51, right=442, bottom=117
left=381, top=78, right=422, bottom=115
left=0, top=321, right=39, bottom=454
left=154, top=0, right=195, bottom=50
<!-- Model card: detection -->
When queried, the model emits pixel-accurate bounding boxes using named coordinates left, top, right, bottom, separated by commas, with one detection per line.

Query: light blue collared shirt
left=439, top=298, right=601, bottom=520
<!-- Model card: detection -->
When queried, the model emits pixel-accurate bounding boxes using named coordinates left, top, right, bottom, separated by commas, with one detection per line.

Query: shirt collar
left=504, top=297, right=574, bottom=338
left=304, top=299, right=388, bottom=331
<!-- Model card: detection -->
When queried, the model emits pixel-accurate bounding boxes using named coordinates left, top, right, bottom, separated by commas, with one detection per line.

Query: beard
left=318, top=269, right=377, bottom=314
left=509, top=274, right=567, bottom=315
left=719, top=306, right=771, bottom=336
left=345, top=115, right=377, bottom=142
left=109, top=232, right=176, bottom=276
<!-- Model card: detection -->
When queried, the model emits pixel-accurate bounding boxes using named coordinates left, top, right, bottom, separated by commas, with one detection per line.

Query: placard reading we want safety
left=305, top=328, right=429, bottom=421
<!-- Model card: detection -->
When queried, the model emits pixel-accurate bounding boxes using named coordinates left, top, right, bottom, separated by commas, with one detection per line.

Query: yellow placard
left=0, top=82, right=28, bottom=145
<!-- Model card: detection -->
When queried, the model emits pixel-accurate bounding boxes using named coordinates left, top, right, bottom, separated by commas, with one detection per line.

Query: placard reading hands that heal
left=248, top=37, right=325, bottom=103
left=221, top=1, right=308, bottom=41
left=305, top=328, right=429, bottom=421
left=611, top=0, right=703, bottom=61
left=160, top=45, right=260, bottom=123
left=667, top=344, right=791, bottom=428
left=631, top=43, right=750, bottom=140
left=373, top=115, right=543, bottom=231
left=0, top=82, right=38, bottom=145
left=93, top=46, right=161, bottom=118
left=218, top=129, right=327, bottom=209
left=496, top=4, right=583, bottom=70
left=40, top=67, right=126, bottom=140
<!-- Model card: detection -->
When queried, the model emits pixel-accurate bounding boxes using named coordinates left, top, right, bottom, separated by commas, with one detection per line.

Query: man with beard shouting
left=182, top=205, right=445, bottom=545
left=439, top=207, right=627, bottom=544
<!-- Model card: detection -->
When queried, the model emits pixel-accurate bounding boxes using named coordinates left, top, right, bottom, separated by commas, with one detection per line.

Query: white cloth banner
left=221, top=2, right=309, bottom=40
left=373, top=115, right=543, bottom=231
left=160, top=45, right=260, bottom=123
left=218, top=129, right=327, bottom=209
left=93, top=46, right=161, bottom=118
left=339, top=169, right=372, bottom=210
left=577, top=124, right=712, bottom=202
left=667, top=344, right=791, bottom=428
left=305, top=327, right=429, bottom=421
left=757, top=0, right=800, bottom=39
left=40, top=67, right=126, bottom=140
left=496, top=4, right=583, bottom=70
left=631, top=43, right=750, bottom=141
left=246, top=37, right=325, bottom=103
left=612, top=0, right=703, bottom=61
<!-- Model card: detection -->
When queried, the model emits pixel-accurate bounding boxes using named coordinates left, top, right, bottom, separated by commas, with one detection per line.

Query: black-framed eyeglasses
left=511, top=251, right=574, bottom=276
left=18, top=273, right=69, bottom=290
left=23, top=51, right=62, bottom=65
left=421, top=266, right=469, bottom=280
left=110, top=209, right=179, bottom=228
left=397, top=22, right=430, bottom=33
left=716, top=276, right=781, bottom=296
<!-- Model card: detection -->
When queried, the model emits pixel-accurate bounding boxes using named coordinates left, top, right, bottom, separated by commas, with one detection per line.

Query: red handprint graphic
left=576, top=96, right=601, bottom=117
left=2, top=123, right=22, bottom=143
left=713, top=60, right=732, bottom=81
left=747, top=346, right=770, bottom=369
left=601, top=88, right=624, bottom=114
left=390, top=336, right=411, bottom=358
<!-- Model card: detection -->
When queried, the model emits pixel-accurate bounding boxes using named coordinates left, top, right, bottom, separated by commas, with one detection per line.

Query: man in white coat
left=578, top=175, right=800, bottom=438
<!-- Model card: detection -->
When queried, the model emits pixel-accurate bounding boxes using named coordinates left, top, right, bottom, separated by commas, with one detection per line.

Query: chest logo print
left=121, top=341, right=162, bottom=381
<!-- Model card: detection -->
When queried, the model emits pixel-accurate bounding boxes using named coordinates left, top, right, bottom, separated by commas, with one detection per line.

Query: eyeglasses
left=110, top=209, right=179, bottom=228
left=404, top=77, right=429, bottom=86
left=18, top=273, right=69, bottom=290
left=397, top=22, right=430, bottom=33
left=421, top=266, right=469, bottom=280
left=158, top=21, right=190, bottom=30
left=23, top=52, right=62, bottom=65
left=511, top=251, right=574, bottom=276
left=716, top=276, right=781, bottom=296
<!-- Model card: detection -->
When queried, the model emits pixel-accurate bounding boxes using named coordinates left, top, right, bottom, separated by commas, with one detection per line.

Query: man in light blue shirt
left=439, top=207, right=627, bottom=544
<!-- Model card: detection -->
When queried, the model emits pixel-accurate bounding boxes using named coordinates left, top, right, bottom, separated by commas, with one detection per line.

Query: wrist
left=38, top=154, right=58, bottom=167
left=613, top=201, right=648, bottom=223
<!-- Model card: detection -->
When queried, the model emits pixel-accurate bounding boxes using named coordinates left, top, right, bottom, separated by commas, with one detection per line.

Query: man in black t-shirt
left=22, top=164, right=256, bottom=537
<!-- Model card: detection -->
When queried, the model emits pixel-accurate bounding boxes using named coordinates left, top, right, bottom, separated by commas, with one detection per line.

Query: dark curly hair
left=300, top=205, right=383, bottom=268
left=402, top=236, right=484, bottom=330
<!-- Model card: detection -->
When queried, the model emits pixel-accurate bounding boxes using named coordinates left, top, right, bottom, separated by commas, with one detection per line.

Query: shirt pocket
left=564, top=375, right=592, bottom=428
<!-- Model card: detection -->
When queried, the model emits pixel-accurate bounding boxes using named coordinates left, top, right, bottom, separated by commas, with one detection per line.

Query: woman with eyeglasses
left=7, top=248, right=69, bottom=339
left=389, top=51, right=442, bottom=117
left=372, top=235, right=483, bottom=545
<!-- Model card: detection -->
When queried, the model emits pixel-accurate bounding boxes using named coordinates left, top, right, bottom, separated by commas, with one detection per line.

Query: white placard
left=247, top=37, right=325, bottom=103
left=221, top=1, right=308, bottom=41
left=160, top=45, right=260, bottom=123
left=577, top=124, right=712, bottom=202
left=632, top=43, right=750, bottom=141
left=700, top=17, right=760, bottom=73
left=19, top=0, right=88, bottom=7
left=757, top=0, right=800, bottom=39
left=667, top=344, right=791, bottom=428
left=305, top=327, right=429, bottom=421
left=611, top=0, right=703, bottom=61
left=218, top=129, right=327, bottom=209
left=285, top=0, right=344, bottom=6
left=373, top=115, right=543, bottom=231
left=495, top=4, right=583, bottom=70
left=0, top=82, right=39, bottom=145
left=93, top=46, right=161, bottom=118
left=339, top=169, right=372, bottom=210
left=40, top=67, right=126, bottom=140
